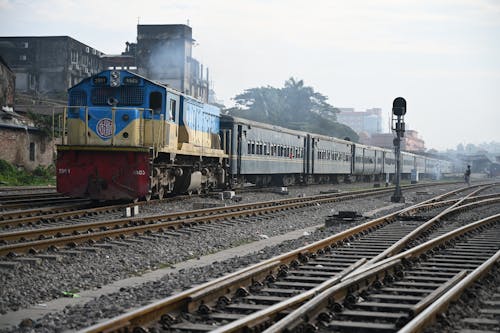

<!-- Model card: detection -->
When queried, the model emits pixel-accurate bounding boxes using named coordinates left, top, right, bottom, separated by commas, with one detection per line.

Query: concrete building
left=131, top=24, right=210, bottom=102
left=404, top=130, right=425, bottom=152
left=337, top=108, right=382, bottom=135
left=0, top=56, right=15, bottom=107
left=0, top=36, right=104, bottom=93
left=370, top=129, right=426, bottom=153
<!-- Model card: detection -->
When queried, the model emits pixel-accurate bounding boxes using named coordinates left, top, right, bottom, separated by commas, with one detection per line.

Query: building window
left=71, top=50, right=78, bottom=63
left=19, top=55, right=27, bottom=61
left=29, top=142, right=35, bottom=161
left=22, top=42, right=29, bottom=48
left=29, top=74, right=36, bottom=89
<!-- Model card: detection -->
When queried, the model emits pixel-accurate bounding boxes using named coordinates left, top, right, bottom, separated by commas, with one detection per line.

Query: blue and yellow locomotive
left=57, top=70, right=227, bottom=200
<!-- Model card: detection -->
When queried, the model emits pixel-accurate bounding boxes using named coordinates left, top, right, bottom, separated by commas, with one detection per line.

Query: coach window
left=248, top=142, right=252, bottom=154
left=264, top=144, right=268, bottom=155
left=149, top=92, right=162, bottom=114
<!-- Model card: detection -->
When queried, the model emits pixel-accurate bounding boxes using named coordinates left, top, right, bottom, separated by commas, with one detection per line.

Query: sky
left=1, top=0, right=499, bottom=151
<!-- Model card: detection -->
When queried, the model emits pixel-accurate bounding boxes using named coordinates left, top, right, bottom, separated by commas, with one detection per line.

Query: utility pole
left=391, top=97, right=406, bottom=203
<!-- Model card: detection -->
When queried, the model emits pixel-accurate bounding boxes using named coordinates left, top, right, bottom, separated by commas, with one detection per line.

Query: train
left=56, top=69, right=452, bottom=201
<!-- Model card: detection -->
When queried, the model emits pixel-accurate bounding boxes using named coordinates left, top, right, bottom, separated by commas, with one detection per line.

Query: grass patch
left=0, top=159, right=55, bottom=186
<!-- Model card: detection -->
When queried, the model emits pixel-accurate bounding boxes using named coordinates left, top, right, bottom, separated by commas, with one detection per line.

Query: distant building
left=0, top=56, right=15, bottom=106
left=337, top=108, right=382, bottom=135
left=370, top=129, right=426, bottom=153
left=127, top=24, right=210, bottom=102
left=0, top=36, right=104, bottom=93
left=404, top=130, right=425, bottom=152
left=0, top=25, right=213, bottom=103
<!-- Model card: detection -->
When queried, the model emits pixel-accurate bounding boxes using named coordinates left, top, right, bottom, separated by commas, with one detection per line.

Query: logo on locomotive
left=96, top=118, right=113, bottom=138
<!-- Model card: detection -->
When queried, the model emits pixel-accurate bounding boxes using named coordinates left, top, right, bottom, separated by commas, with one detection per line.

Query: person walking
left=464, top=165, right=471, bottom=186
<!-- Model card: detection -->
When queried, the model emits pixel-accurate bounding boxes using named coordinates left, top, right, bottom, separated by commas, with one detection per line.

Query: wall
left=0, top=125, right=56, bottom=170
left=0, top=58, right=15, bottom=106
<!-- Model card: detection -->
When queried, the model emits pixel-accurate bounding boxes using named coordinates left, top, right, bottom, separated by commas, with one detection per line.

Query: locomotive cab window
left=149, top=92, right=162, bottom=114
left=169, top=99, right=176, bottom=121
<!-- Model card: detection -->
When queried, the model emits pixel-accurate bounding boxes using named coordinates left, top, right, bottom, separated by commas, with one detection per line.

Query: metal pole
left=391, top=120, right=404, bottom=202
left=391, top=97, right=406, bottom=203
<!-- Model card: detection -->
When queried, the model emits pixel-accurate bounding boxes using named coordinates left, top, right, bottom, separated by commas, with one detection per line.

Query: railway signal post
left=391, top=97, right=406, bottom=203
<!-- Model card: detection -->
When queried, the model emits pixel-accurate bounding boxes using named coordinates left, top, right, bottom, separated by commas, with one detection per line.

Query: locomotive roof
left=68, top=69, right=208, bottom=103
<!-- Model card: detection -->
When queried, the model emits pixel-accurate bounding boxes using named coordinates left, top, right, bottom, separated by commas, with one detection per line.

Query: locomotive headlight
left=110, top=70, right=120, bottom=87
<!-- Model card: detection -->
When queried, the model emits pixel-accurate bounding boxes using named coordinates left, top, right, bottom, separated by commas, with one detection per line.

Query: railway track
left=78, top=184, right=500, bottom=333
left=0, top=182, right=486, bottom=256
left=0, top=195, right=91, bottom=212
left=0, top=185, right=55, bottom=193
left=0, top=191, right=60, bottom=202
left=0, top=192, right=196, bottom=227
left=0, top=185, right=406, bottom=255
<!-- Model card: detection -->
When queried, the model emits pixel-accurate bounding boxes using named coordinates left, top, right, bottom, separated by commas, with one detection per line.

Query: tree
left=226, top=78, right=358, bottom=141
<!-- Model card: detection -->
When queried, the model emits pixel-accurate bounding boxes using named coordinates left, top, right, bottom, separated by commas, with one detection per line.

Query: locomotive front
left=57, top=70, right=173, bottom=200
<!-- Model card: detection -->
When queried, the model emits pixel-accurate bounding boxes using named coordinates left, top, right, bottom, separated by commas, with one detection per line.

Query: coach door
left=236, top=124, right=242, bottom=176
left=303, top=137, right=307, bottom=175
left=311, top=137, right=316, bottom=174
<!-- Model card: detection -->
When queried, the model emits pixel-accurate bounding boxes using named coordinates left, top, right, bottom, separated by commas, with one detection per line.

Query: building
left=337, top=108, right=382, bottom=135
left=0, top=55, right=15, bottom=107
left=0, top=36, right=104, bottom=93
left=131, top=24, right=210, bottom=102
left=0, top=107, right=55, bottom=170
left=404, top=130, right=425, bottom=152
left=370, top=129, right=426, bottom=153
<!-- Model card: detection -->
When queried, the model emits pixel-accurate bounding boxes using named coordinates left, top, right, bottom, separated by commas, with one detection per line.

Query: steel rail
left=80, top=187, right=476, bottom=333
left=0, top=192, right=60, bottom=202
left=262, top=213, right=500, bottom=333
left=0, top=202, right=134, bottom=228
left=0, top=192, right=190, bottom=225
left=213, top=194, right=500, bottom=333
left=0, top=185, right=415, bottom=252
left=0, top=202, right=93, bottom=222
left=0, top=197, right=91, bottom=211
left=356, top=185, right=500, bottom=271
left=0, top=185, right=55, bottom=192
left=343, top=212, right=500, bottom=281
left=398, top=249, right=500, bottom=333
left=208, top=259, right=368, bottom=333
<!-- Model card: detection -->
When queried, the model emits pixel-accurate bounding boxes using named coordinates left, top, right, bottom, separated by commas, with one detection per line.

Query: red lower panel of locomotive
left=57, top=149, right=150, bottom=201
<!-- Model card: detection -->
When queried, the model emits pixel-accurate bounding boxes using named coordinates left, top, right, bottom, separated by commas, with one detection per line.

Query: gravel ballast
left=0, top=182, right=494, bottom=331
